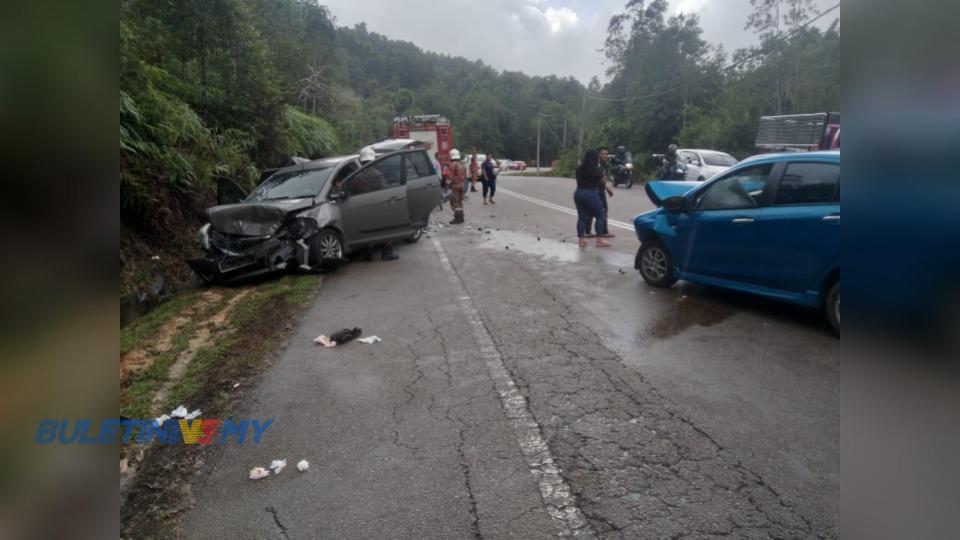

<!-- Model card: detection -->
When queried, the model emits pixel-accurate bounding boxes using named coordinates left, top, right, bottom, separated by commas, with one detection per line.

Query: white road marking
left=431, top=237, right=592, bottom=537
left=497, top=187, right=635, bottom=231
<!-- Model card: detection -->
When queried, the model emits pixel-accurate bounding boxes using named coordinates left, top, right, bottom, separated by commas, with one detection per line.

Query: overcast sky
left=322, top=0, right=838, bottom=84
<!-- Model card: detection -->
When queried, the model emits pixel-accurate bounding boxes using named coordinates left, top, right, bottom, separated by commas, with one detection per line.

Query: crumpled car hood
left=206, top=198, right=316, bottom=236
left=644, top=181, right=700, bottom=206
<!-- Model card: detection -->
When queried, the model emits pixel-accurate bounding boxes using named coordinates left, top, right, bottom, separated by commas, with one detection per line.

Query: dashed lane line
left=431, top=237, right=593, bottom=537
left=497, top=188, right=635, bottom=231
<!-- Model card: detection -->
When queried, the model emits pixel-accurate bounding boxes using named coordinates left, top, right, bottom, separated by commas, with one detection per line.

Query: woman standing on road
left=469, top=151, right=480, bottom=193
left=574, top=149, right=612, bottom=248
left=482, top=153, right=497, bottom=204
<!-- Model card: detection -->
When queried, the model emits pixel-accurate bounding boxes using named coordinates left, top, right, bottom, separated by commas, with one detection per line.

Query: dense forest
left=119, top=0, right=838, bottom=297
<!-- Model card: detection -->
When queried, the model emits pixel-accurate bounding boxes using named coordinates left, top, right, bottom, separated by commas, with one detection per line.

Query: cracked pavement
left=184, top=175, right=838, bottom=538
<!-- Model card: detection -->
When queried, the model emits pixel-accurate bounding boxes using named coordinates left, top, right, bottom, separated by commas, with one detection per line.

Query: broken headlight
left=282, top=217, right=320, bottom=239
left=197, top=223, right=211, bottom=250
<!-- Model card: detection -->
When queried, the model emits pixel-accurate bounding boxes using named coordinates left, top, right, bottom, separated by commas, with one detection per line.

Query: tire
left=309, top=229, right=344, bottom=267
left=626, top=178, right=633, bottom=189
left=825, top=281, right=839, bottom=334
left=404, top=225, right=425, bottom=244
left=637, top=239, right=677, bottom=287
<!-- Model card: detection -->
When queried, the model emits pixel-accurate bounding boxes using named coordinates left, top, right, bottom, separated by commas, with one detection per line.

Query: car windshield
left=703, top=152, right=737, bottom=167
left=246, top=167, right=333, bottom=202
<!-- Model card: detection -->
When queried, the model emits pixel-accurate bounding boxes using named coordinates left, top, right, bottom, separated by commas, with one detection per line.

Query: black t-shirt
left=576, top=165, right=602, bottom=190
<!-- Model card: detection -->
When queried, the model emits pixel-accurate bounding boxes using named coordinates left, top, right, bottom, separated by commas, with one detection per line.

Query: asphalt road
left=185, top=175, right=838, bottom=538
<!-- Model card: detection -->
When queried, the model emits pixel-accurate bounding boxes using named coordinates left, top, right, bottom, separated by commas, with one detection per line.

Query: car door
left=337, top=153, right=411, bottom=249
left=753, top=160, right=840, bottom=292
left=403, top=150, right=442, bottom=228
left=674, top=163, right=774, bottom=283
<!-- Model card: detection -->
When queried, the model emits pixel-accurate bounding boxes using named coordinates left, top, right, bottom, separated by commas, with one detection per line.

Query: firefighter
left=447, top=148, right=466, bottom=224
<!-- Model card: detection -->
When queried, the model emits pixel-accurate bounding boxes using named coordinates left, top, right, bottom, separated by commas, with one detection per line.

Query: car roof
left=368, top=139, right=425, bottom=153
left=737, top=150, right=840, bottom=165
left=680, top=148, right=735, bottom=155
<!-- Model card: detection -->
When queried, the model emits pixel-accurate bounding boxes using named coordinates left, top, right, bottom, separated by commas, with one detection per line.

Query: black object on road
left=329, top=327, right=362, bottom=345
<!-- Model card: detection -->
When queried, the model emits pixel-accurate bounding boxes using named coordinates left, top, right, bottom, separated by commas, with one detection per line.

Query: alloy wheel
left=318, top=233, right=342, bottom=259
left=641, top=247, right=668, bottom=281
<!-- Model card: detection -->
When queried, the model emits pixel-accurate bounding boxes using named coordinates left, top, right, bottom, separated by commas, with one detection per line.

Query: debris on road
left=297, top=460, right=310, bottom=472
left=270, top=459, right=287, bottom=474
left=185, top=409, right=202, bottom=420
left=154, top=414, right=171, bottom=427
left=314, top=335, right=336, bottom=348
left=171, top=405, right=188, bottom=418
left=357, top=336, right=382, bottom=344
left=330, top=327, right=362, bottom=345
left=233, top=382, right=240, bottom=388
left=249, top=467, right=270, bottom=480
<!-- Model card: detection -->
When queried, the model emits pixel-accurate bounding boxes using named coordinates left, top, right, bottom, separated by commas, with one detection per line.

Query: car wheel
left=638, top=240, right=677, bottom=287
left=309, top=229, right=344, bottom=266
left=825, top=281, right=839, bottom=334
left=404, top=226, right=425, bottom=244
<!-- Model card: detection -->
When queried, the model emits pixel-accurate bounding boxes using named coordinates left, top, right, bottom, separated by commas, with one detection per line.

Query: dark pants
left=574, top=188, right=605, bottom=238
left=596, top=188, right=609, bottom=235
left=482, top=177, right=496, bottom=198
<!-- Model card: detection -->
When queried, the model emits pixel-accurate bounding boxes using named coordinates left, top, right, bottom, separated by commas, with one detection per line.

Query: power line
left=586, top=3, right=839, bottom=103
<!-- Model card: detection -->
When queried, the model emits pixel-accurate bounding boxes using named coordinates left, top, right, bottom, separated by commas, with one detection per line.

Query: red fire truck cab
left=392, top=115, right=455, bottom=171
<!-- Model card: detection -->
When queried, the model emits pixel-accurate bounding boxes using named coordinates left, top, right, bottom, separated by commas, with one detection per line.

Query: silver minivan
left=187, top=147, right=442, bottom=282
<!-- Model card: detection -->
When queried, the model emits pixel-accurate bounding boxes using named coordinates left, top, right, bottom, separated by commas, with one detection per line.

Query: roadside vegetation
left=120, top=274, right=320, bottom=536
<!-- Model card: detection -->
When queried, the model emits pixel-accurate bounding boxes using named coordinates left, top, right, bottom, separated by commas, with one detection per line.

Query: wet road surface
left=185, top=175, right=838, bottom=538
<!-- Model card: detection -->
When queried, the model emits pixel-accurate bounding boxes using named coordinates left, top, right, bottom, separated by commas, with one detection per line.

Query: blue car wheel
left=638, top=240, right=678, bottom=287
left=825, top=282, right=839, bottom=333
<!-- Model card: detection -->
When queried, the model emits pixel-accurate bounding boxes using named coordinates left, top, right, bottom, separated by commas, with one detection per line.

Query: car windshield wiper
left=261, top=195, right=314, bottom=201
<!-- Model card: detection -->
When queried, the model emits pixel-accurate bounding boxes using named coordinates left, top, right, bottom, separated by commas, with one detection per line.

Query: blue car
left=633, top=151, right=840, bottom=332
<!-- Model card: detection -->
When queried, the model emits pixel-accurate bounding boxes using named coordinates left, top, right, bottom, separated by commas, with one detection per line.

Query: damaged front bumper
left=186, top=228, right=313, bottom=284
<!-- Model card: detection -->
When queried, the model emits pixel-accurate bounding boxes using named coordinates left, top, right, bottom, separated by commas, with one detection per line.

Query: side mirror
left=329, top=189, right=347, bottom=201
left=662, top=196, right=688, bottom=213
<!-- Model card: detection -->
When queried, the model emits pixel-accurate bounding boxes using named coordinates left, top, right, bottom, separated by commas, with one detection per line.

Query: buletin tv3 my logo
left=35, top=418, right=273, bottom=445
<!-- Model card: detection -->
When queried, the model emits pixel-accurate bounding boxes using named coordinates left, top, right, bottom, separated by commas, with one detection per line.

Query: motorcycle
left=657, top=158, right=688, bottom=180
left=611, top=155, right=634, bottom=188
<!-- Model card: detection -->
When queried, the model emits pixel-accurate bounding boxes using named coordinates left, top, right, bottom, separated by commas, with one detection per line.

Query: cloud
left=320, top=0, right=839, bottom=84
left=323, top=0, right=619, bottom=83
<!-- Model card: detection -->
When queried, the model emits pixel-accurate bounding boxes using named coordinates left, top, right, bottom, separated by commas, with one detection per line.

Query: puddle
left=648, top=292, right=734, bottom=338
left=474, top=229, right=636, bottom=268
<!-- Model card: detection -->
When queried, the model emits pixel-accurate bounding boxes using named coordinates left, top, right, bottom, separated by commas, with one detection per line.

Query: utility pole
left=577, top=92, right=586, bottom=165
left=536, top=113, right=541, bottom=174
left=562, top=119, right=567, bottom=149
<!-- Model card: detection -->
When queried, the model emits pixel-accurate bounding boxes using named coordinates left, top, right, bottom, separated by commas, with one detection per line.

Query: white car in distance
left=677, top=149, right=738, bottom=181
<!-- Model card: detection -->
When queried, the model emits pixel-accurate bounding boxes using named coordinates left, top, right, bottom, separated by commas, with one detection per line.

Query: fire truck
left=392, top=115, right=455, bottom=171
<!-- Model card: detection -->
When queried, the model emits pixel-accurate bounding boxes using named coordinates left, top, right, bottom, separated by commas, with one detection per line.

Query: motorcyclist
left=612, top=145, right=628, bottom=167
left=659, top=144, right=684, bottom=180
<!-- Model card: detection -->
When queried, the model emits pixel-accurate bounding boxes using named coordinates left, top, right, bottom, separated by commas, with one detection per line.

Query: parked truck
left=755, top=112, right=840, bottom=152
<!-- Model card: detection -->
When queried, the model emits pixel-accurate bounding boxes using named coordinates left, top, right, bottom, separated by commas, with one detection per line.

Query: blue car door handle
left=731, top=217, right=754, bottom=224
left=822, top=214, right=840, bottom=222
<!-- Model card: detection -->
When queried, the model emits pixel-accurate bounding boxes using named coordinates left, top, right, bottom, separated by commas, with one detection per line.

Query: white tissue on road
left=357, top=336, right=382, bottom=344
left=313, top=335, right=336, bottom=348
left=297, top=460, right=309, bottom=472
left=185, top=409, right=202, bottom=420
left=270, top=459, right=287, bottom=474
left=249, top=467, right=270, bottom=480
left=171, top=405, right=189, bottom=418
left=154, top=414, right=171, bottom=427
